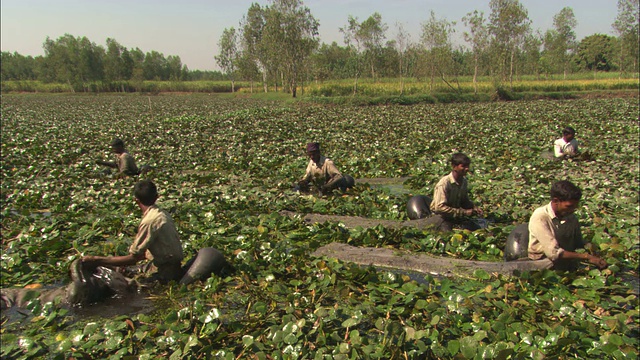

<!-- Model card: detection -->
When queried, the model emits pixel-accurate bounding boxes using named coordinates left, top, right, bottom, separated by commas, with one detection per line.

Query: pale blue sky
left=1, top=0, right=619, bottom=71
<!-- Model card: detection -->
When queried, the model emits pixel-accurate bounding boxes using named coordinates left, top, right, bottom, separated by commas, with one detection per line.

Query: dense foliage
left=1, top=94, right=638, bottom=359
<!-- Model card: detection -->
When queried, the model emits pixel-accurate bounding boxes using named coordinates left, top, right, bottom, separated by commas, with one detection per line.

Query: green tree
left=394, top=22, right=412, bottom=95
left=612, top=0, right=639, bottom=75
left=575, top=34, right=616, bottom=78
left=143, top=51, right=167, bottom=80
left=104, top=38, right=133, bottom=91
left=166, top=55, right=183, bottom=81
left=263, top=0, right=319, bottom=97
left=340, top=13, right=387, bottom=93
left=0, top=52, right=38, bottom=81
left=521, top=32, right=543, bottom=78
left=42, top=34, right=104, bottom=91
left=543, top=7, right=577, bottom=78
left=421, top=10, right=456, bottom=91
left=488, top=0, right=531, bottom=84
left=215, top=27, right=239, bottom=92
left=241, top=3, right=269, bottom=92
left=311, top=42, right=352, bottom=81
left=462, top=10, right=489, bottom=93
left=340, top=16, right=364, bottom=94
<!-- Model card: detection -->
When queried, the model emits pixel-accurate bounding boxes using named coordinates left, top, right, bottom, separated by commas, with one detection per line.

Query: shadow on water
left=357, top=177, right=414, bottom=196
left=72, top=291, right=155, bottom=319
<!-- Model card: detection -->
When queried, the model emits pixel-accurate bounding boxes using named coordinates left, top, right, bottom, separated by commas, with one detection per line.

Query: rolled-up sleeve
left=323, top=160, right=344, bottom=190
left=129, top=221, right=152, bottom=258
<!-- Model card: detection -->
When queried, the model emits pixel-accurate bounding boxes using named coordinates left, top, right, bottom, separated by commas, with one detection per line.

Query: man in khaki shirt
left=528, top=180, right=607, bottom=269
left=423, top=153, right=483, bottom=232
left=82, top=180, right=184, bottom=283
left=298, top=142, right=346, bottom=195
left=96, top=138, right=140, bottom=176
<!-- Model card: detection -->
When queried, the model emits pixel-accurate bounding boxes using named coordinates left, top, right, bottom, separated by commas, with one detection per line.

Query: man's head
left=550, top=180, right=582, bottom=218
left=306, top=142, right=321, bottom=164
left=111, top=138, right=125, bottom=154
left=450, top=153, right=471, bottom=178
left=134, top=180, right=158, bottom=206
left=562, top=127, right=576, bottom=142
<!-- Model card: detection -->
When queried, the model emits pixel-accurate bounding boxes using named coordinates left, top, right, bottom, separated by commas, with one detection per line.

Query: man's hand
left=463, top=207, right=483, bottom=216
left=587, top=254, right=608, bottom=269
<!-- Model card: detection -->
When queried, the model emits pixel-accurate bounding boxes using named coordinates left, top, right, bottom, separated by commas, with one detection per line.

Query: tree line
left=1, top=0, right=638, bottom=96
left=1, top=35, right=229, bottom=91
left=217, top=0, right=638, bottom=96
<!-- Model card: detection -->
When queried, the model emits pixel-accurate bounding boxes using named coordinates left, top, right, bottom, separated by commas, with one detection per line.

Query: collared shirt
left=528, top=202, right=583, bottom=261
left=116, top=152, right=139, bottom=175
left=129, top=205, right=183, bottom=270
left=301, top=156, right=343, bottom=189
left=429, top=172, right=474, bottom=218
left=554, top=138, right=579, bottom=158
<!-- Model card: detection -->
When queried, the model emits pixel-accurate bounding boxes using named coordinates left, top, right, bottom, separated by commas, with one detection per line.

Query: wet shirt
left=528, top=202, right=583, bottom=261
left=430, top=172, right=474, bottom=218
left=554, top=138, right=579, bottom=158
left=116, top=152, right=139, bottom=175
left=301, top=156, right=343, bottom=189
left=129, top=205, right=183, bottom=274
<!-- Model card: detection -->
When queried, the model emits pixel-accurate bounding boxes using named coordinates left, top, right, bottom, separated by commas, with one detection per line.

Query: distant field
left=2, top=72, right=638, bottom=97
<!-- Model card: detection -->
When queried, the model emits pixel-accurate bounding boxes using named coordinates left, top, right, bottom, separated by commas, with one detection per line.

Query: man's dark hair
left=550, top=180, right=582, bottom=201
left=562, top=127, right=576, bottom=137
left=134, top=180, right=158, bottom=206
left=111, top=138, right=125, bottom=148
left=451, top=153, right=471, bottom=167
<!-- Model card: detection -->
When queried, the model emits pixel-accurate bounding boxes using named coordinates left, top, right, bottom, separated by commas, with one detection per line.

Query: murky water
left=72, top=291, right=155, bottom=319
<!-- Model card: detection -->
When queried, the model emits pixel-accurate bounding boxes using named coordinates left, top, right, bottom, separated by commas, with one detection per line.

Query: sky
left=1, top=0, right=620, bottom=71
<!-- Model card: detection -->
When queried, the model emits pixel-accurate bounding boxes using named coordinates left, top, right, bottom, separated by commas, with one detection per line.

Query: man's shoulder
left=435, top=173, right=455, bottom=186
left=530, top=203, right=550, bottom=221
left=141, top=206, right=171, bottom=224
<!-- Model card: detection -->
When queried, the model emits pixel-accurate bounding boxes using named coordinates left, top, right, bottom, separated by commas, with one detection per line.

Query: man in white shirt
left=554, top=127, right=579, bottom=158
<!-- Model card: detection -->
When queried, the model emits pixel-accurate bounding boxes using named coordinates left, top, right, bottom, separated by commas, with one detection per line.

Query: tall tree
left=421, top=10, right=456, bottom=90
left=543, top=7, right=577, bottom=78
left=263, top=0, right=319, bottom=97
left=241, top=3, right=269, bottom=92
left=394, top=22, right=412, bottom=95
left=612, top=0, right=640, bottom=75
left=358, top=13, right=388, bottom=80
left=104, top=38, right=133, bottom=90
left=215, top=27, right=239, bottom=92
left=488, top=0, right=531, bottom=84
left=462, top=10, right=489, bottom=93
left=340, top=16, right=364, bottom=94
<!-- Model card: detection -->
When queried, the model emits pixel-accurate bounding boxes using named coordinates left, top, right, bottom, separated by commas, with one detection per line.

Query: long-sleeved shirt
left=429, top=172, right=474, bottom=218
left=528, top=202, right=583, bottom=261
left=116, top=152, right=139, bottom=175
left=129, top=205, right=184, bottom=278
left=301, top=156, right=344, bottom=190
left=554, top=138, right=579, bottom=158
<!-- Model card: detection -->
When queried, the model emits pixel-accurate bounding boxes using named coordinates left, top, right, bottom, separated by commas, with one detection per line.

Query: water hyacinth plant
left=1, top=94, right=638, bottom=359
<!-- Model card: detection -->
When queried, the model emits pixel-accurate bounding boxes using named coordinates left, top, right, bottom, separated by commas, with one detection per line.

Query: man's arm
left=82, top=252, right=146, bottom=268
left=96, top=160, right=118, bottom=168
left=557, top=251, right=607, bottom=269
left=322, top=160, right=344, bottom=192
left=431, top=183, right=481, bottom=217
